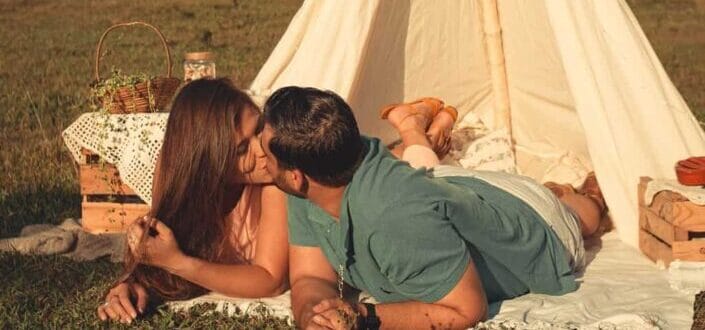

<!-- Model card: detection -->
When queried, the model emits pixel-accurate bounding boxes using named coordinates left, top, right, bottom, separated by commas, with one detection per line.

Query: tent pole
left=480, top=0, right=513, bottom=143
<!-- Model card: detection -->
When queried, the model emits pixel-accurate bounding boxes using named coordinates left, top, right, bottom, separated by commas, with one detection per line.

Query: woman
left=97, top=79, right=287, bottom=324
left=97, top=79, right=458, bottom=324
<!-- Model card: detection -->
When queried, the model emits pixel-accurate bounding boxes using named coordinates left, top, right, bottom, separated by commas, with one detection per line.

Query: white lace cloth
left=62, top=112, right=168, bottom=205
left=644, top=178, right=705, bottom=206
left=443, top=112, right=518, bottom=174
left=167, top=291, right=293, bottom=325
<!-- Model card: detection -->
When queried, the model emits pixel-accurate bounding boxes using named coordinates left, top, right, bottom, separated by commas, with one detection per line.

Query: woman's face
left=232, top=107, right=272, bottom=184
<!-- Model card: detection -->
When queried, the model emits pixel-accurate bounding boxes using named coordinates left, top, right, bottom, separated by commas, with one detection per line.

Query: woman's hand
left=97, top=282, right=149, bottom=324
left=127, top=217, right=185, bottom=272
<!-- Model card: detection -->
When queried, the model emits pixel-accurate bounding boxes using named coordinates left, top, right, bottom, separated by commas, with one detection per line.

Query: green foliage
left=94, top=69, right=152, bottom=91
left=91, top=68, right=154, bottom=113
left=628, top=0, right=705, bottom=125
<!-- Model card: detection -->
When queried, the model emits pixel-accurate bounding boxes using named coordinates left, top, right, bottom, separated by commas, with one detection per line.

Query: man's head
left=260, top=86, right=365, bottom=196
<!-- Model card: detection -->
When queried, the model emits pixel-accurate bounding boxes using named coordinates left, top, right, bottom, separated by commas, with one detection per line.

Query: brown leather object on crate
left=94, top=21, right=181, bottom=114
left=676, top=156, right=705, bottom=186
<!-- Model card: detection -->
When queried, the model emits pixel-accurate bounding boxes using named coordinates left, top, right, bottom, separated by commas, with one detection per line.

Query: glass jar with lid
left=183, top=52, right=216, bottom=81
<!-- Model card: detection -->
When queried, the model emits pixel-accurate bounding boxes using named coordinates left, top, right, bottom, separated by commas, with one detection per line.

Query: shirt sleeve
left=286, top=194, right=319, bottom=247
left=369, top=199, right=471, bottom=303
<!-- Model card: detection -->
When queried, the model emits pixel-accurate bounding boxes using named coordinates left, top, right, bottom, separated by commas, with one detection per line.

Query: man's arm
left=313, top=198, right=489, bottom=329
left=366, top=260, right=486, bottom=329
left=313, top=259, right=487, bottom=330
left=289, top=244, right=340, bottom=329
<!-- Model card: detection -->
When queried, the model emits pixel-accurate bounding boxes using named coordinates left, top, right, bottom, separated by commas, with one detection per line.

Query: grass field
left=0, top=0, right=703, bottom=327
left=0, top=0, right=300, bottom=328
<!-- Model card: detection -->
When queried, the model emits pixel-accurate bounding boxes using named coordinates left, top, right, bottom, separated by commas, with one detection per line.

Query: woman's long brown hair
left=118, top=78, right=258, bottom=301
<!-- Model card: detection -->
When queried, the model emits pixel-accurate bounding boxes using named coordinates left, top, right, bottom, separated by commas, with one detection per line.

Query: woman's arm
left=169, top=184, right=289, bottom=297
left=131, top=184, right=289, bottom=298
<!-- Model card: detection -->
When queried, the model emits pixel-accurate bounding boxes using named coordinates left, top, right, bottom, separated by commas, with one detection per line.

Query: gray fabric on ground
left=0, top=219, right=125, bottom=262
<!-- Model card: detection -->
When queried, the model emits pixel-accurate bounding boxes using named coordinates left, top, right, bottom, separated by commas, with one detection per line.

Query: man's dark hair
left=263, top=86, right=365, bottom=187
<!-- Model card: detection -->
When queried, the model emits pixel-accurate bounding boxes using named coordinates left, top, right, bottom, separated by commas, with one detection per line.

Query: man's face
left=260, top=124, right=306, bottom=197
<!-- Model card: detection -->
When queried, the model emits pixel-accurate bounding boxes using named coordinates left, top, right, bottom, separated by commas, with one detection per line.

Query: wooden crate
left=638, top=177, right=705, bottom=266
left=79, top=149, right=150, bottom=233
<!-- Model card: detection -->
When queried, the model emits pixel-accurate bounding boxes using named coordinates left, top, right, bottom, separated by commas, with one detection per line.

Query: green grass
left=0, top=252, right=292, bottom=329
left=0, top=0, right=702, bottom=327
left=629, top=0, right=705, bottom=125
left=0, top=0, right=300, bottom=327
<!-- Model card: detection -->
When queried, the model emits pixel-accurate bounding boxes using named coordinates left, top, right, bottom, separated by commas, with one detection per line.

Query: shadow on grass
left=0, top=185, right=80, bottom=238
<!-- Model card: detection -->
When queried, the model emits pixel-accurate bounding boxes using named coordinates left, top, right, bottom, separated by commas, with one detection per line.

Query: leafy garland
left=90, top=68, right=157, bottom=114
left=88, top=68, right=159, bottom=205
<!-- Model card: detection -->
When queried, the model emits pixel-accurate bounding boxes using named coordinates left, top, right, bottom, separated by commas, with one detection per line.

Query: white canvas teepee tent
left=249, top=0, right=705, bottom=248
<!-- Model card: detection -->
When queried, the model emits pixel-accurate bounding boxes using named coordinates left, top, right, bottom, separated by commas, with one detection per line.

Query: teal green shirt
left=288, top=137, right=576, bottom=303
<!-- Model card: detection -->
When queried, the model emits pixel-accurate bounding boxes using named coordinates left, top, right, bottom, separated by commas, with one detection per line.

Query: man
left=260, top=87, right=586, bottom=329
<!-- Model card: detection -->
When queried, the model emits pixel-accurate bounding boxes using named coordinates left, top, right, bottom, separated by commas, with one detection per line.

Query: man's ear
left=289, top=169, right=309, bottom=195
left=289, top=169, right=303, bottom=190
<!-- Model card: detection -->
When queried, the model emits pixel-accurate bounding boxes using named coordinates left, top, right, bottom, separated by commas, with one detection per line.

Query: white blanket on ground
left=168, top=231, right=693, bottom=329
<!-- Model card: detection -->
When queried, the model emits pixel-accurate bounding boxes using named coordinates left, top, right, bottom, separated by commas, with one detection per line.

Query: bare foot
left=426, top=110, right=455, bottom=158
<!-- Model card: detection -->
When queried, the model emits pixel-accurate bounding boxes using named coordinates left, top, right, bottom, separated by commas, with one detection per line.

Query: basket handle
left=94, top=21, right=173, bottom=81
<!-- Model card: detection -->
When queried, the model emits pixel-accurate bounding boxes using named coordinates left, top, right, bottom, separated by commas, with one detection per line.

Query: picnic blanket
left=168, top=231, right=695, bottom=329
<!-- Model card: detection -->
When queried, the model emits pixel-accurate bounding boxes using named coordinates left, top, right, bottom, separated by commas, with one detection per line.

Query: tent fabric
left=250, top=0, right=705, bottom=247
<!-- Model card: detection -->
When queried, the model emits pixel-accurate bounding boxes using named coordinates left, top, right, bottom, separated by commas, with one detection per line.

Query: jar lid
left=184, top=52, right=214, bottom=61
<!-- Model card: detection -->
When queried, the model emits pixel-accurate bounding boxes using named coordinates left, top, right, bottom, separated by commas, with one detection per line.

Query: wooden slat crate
left=79, top=149, right=150, bottom=233
left=638, top=176, right=705, bottom=266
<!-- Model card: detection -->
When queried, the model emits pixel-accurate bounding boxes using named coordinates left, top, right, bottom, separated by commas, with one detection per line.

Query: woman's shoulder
left=253, top=184, right=288, bottom=212
left=257, top=184, right=286, bottom=199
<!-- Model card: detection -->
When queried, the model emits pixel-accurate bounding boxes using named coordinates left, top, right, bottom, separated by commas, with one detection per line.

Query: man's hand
left=127, top=217, right=184, bottom=272
left=309, top=298, right=358, bottom=330
left=97, top=282, right=149, bottom=324
left=289, top=245, right=341, bottom=329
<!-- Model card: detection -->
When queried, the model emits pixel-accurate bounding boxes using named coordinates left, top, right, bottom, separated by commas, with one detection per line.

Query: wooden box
left=79, top=149, right=150, bottom=233
left=638, top=177, right=705, bottom=266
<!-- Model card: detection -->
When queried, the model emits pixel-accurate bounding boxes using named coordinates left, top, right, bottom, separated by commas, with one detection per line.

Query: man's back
left=287, top=137, right=577, bottom=303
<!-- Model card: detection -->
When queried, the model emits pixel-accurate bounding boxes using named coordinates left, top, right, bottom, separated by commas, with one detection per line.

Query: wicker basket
left=94, top=22, right=181, bottom=114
